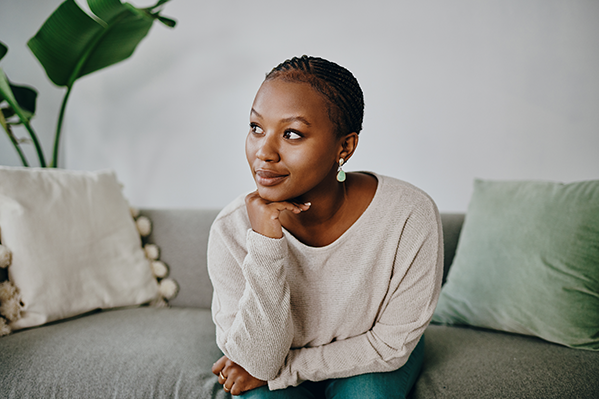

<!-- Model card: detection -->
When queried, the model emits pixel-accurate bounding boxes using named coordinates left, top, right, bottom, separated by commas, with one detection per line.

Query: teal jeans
left=237, top=337, right=425, bottom=399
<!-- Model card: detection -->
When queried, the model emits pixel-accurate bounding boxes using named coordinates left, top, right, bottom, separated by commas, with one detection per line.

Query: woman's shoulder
left=371, top=173, right=440, bottom=218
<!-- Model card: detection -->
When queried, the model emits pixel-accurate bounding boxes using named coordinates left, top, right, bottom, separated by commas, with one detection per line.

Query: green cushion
left=432, top=179, right=599, bottom=350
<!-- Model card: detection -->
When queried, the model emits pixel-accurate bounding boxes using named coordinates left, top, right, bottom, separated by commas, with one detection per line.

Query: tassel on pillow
left=0, top=280, right=22, bottom=337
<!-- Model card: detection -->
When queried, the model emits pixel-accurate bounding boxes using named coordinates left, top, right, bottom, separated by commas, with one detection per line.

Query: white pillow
left=0, top=166, right=158, bottom=330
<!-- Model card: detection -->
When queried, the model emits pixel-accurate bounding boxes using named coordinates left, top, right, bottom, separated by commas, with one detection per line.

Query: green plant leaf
left=0, top=75, right=38, bottom=121
left=0, top=68, right=43, bottom=166
left=0, top=42, right=7, bottom=62
left=7, top=84, right=37, bottom=120
left=0, top=69, right=22, bottom=116
left=27, top=0, right=176, bottom=87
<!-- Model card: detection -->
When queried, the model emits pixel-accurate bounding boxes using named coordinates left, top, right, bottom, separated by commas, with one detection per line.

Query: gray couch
left=1, top=210, right=597, bottom=398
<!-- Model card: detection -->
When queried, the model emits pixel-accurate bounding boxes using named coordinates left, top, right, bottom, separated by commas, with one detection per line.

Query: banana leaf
left=28, top=0, right=175, bottom=88
left=0, top=81, right=38, bottom=121
left=26, top=0, right=176, bottom=167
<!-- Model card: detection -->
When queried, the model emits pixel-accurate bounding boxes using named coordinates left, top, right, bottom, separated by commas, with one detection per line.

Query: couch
left=1, top=209, right=597, bottom=398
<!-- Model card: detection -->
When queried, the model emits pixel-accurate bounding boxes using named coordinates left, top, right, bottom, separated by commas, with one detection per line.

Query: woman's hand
left=245, top=191, right=310, bottom=239
left=212, top=355, right=267, bottom=395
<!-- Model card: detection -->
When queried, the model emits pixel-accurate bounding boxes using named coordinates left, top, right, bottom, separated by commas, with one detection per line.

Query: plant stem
left=2, top=125, right=30, bottom=166
left=5, top=100, right=46, bottom=167
left=13, top=142, right=30, bottom=166
left=51, top=84, right=73, bottom=168
left=22, top=119, right=46, bottom=167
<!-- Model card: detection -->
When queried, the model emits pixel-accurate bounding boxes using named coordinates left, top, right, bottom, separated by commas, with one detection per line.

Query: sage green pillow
left=432, top=179, right=599, bottom=350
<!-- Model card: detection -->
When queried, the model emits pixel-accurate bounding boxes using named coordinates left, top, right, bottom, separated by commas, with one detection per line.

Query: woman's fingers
left=212, top=355, right=227, bottom=375
left=245, top=191, right=311, bottom=238
left=292, top=201, right=311, bottom=213
left=271, top=199, right=310, bottom=214
left=214, top=357, right=268, bottom=395
left=219, top=364, right=240, bottom=395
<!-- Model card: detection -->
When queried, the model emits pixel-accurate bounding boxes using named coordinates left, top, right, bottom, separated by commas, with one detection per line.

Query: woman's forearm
left=211, top=229, right=294, bottom=380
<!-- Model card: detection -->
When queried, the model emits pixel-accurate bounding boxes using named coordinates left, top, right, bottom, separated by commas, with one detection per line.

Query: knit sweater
left=207, top=173, right=443, bottom=390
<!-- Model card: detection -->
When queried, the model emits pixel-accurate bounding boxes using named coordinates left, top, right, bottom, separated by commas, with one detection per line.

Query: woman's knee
left=325, top=337, right=425, bottom=399
left=235, top=383, right=317, bottom=399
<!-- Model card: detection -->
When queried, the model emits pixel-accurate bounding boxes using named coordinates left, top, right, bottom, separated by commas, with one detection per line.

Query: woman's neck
left=279, top=172, right=377, bottom=247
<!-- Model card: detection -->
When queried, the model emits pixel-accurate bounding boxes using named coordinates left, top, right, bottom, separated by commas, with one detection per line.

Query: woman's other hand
left=212, top=355, right=268, bottom=395
left=245, top=191, right=310, bottom=239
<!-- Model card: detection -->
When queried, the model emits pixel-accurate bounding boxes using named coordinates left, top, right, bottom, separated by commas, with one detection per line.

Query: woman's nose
left=255, top=134, right=280, bottom=162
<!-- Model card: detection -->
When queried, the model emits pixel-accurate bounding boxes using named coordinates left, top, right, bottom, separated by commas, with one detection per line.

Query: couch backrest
left=440, top=213, right=465, bottom=285
left=144, top=209, right=465, bottom=309
left=141, top=208, right=220, bottom=309
left=0, top=210, right=465, bottom=308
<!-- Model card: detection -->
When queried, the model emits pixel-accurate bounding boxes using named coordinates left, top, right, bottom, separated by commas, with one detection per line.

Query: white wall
left=1, top=0, right=598, bottom=212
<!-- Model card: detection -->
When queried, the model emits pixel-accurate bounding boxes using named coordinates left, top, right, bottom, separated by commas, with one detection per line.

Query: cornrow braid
left=265, top=55, right=364, bottom=137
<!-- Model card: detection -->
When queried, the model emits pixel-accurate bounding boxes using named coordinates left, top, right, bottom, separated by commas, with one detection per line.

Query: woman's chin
left=256, top=186, right=294, bottom=203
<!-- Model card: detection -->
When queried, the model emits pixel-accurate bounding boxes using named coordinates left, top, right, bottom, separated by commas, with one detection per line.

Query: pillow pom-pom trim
left=0, top=280, right=19, bottom=303
left=158, top=278, right=179, bottom=300
left=0, top=244, right=12, bottom=269
left=151, top=260, right=169, bottom=279
left=0, top=281, right=22, bottom=329
left=130, top=211, right=180, bottom=305
left=135, top=216, right=152, bottom=237
left=0, top=317, right=11, bottom=337
left=0, top=296, right=21, bottom=322
left=129, top=206, right=140, bottom=219
left=144, top=243, right=160, bottom=260
left=149, top=296, right=169, bottom=308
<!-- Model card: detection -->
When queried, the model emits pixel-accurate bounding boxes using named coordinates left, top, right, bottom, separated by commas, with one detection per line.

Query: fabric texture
left=140, top=209, right=220, bottom=309
left=412, top=324, right=599, bottom=399
left=0, top=307, right=228, bottom=399
left=208, top=174, right=444, bottom=390
left=239, top=337, right=425, bottom=399
left=432, top=179, right=599, bottom=350
left=0, top=166, right=158, bottom=330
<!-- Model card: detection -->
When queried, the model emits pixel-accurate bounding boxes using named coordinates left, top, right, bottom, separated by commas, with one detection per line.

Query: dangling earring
left=336, top=158, right=346, bottom=182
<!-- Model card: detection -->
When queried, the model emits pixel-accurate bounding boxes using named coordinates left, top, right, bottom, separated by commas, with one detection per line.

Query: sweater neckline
left=282, top=172, right=383, bottom=251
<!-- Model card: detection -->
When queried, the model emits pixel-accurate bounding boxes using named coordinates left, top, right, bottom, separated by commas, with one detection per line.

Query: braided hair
left=265, top=55, right=364, bottom=137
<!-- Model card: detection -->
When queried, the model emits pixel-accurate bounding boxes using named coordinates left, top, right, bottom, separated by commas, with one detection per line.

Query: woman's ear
left=338, top=132, right=359, bottom=162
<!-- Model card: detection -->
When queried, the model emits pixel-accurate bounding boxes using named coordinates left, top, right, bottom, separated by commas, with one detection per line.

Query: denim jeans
left=237, top=336, right=425, bottom=399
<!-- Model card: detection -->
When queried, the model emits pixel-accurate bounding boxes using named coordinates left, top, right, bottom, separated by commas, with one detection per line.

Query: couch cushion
left=0, top=307, right=228, bottom=398
left=411, top=324, right=599, bottom=399
left=432, top=179, right=599, bottom=350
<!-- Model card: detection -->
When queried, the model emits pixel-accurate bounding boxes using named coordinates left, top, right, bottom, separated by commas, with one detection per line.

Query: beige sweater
left=207, top=173, right=443, bottom=390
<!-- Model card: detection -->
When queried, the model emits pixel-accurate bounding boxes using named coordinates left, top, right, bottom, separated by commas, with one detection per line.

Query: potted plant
left=0, top=0, right=176, bottom=167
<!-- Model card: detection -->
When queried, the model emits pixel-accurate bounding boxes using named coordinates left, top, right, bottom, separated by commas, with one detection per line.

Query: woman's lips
left=255, top=170, right=288, bottom=186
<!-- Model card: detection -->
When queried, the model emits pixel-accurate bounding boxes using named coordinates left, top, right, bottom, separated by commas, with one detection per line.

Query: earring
left=336, top=158, right=346, bottom=182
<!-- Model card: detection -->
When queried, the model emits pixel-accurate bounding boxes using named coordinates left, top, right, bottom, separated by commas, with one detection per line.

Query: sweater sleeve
left=268, top=201, right=444, bottom=390
left=208, top=223, right=294, bottom=381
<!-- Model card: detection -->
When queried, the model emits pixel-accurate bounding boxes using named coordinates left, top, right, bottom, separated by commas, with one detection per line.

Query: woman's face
left=246, top=78, right=341, bottom=203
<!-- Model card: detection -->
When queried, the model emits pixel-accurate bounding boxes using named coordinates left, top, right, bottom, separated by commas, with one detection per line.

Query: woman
left=208, top=55, right=443, bottom=398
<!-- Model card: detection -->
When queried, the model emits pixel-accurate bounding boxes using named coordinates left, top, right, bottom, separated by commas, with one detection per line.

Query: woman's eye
left=250, top=124, right=263, bottom=134
left=284, top=131, right=302, bottom=140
